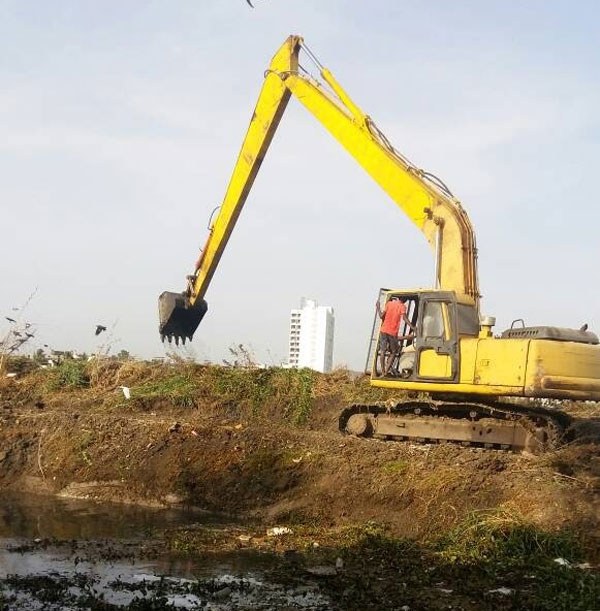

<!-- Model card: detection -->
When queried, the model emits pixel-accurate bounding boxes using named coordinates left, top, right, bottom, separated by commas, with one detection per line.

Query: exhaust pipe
left=158, top=291, right=208, bottom=345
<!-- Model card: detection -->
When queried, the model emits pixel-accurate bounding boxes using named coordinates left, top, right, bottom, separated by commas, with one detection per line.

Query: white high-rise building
left=288, top=298, right=334, bottom=373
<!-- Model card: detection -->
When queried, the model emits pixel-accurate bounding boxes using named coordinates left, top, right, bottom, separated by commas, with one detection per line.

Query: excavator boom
left=158, top=35, right=600, bottom=451
left=159, top=35, right=479, bottom=343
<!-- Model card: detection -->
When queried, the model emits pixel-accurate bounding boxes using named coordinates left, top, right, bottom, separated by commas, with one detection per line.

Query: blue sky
left=1, top=0, right=598, bottom=367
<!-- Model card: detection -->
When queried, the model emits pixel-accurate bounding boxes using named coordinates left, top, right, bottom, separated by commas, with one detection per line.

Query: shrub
left=46, top=360, right=89, bottom=390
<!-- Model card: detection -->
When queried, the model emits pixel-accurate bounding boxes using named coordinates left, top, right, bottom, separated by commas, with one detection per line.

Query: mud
left=0, top=492, right=330, bottom=609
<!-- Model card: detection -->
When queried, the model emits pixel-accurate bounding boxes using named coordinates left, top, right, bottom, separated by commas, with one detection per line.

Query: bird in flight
left=5, top=317, right=16, bottom=323
left=95, top=325, right=107, bottom=336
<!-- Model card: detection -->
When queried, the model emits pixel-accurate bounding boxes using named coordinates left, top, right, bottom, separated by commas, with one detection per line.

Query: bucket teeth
left=158, top=292, right=208, bottom=344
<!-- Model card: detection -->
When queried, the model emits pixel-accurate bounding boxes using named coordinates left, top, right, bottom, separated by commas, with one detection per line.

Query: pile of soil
left=1, top=361, right=600, bottom=548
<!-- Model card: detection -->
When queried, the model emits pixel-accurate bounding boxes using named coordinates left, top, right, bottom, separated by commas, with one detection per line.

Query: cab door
left=415, top=299, right=459, bottom=382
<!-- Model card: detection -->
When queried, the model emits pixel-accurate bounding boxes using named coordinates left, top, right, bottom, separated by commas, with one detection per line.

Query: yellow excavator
left=159, top=35, right=600, bottom=451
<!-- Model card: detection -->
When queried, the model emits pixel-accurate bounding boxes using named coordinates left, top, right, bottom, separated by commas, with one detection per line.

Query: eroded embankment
left=1, top=359, right=600, bottom=548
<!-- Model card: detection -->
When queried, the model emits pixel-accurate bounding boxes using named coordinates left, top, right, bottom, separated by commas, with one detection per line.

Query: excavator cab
left=371, top=290, right=479, bottom=383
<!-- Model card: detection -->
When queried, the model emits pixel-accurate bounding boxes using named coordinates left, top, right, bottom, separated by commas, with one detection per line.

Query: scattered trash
left=306, top=566, right=337, bottom=576
left=238, top=534, right=253, bottom=543
left=164, top=494, right=183, bottom=505
left=119, top=386, right=131, bottom=400
left=400, top=606, right=410, bottom=611
left=554, top=557, right=572, bottom=567
left=5, top=373, right=17, bottom=378
left=168, top=422, right=181, bottom=433
left=576, top=562, right=594, bottom=570
left=191, top=429, right=199, bottom=437
left=292, top=457, right=303, bottom=464
left=312, top=542, right=320, bottom=548
left=267, top=527, right=293, bottom=537
left=437, top=588, right=453, bottom=593
left=234, top=424, right=243, bottom=430
left=488, top=587, right=514, bottom=596
left=335, top=557, right=344, bottom=569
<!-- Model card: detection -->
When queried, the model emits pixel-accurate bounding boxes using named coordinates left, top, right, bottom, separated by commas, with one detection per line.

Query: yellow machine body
left=160, top=35, right=600, bottom=411
left=370, top=289, right=600, bottom=401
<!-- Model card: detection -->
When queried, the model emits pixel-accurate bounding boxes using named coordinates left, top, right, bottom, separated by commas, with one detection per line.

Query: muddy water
left=0, top=493, right=330, bottom=610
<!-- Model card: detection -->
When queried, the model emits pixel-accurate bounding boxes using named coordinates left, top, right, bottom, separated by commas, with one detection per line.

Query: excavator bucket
left=158, top=291, right=208, bottom=345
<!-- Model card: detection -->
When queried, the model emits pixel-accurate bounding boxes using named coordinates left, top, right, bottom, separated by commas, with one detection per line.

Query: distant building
left=288, top=298, right=334, bottom=373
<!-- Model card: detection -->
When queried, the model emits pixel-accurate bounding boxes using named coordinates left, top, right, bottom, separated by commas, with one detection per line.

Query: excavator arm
left=159, top=35, right=480, bottom=343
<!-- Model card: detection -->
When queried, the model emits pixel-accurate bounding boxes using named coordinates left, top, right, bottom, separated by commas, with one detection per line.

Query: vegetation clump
left=45, top=360, right=89, bottom=390
left=435, top=508, right=580, bottom=566
left=132, top=373, right=198, bottom=408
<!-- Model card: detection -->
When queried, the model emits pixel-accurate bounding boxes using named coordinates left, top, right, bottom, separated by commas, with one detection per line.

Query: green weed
left=208, top=366, right=273, bottom=414
left=204, top=366, right=315, bottom=425
left=45, top=360, right=89, bottom=391
left=381, top=460, right=409, bottom=475
left=269, top=367, right=315, bottom=425
left=133, top=374, right=197, bottom=407
left=292, top=368, right=314, bottom=425
left=435, top=508, right=580, bottom=566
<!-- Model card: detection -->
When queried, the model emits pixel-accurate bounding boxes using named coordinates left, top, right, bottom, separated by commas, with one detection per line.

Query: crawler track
left=339, top=399, right=572, bottom=452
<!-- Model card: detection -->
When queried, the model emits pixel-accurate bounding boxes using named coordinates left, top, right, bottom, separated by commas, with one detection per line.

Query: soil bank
left=1, top=360, right=600, bottom=548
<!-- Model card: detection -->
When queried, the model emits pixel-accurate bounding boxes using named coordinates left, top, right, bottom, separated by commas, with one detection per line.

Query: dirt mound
left=1, top=361, right=600, bottom=550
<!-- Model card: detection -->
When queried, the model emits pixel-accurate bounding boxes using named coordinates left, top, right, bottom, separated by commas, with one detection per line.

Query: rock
left=488, top=587, right=514, bottom=596
left=576, top=562, right=594, bottom=569
left=306, top=566, right=337, bottom=576
left=267, top=526, right=293, bottom=537
left=0, top=450, right=8, bottom=462
left=164, top=494, right=183, bottom=505
left=214, top=586, right=232, bottom=600
left=294, top=586, right=314, bottom=595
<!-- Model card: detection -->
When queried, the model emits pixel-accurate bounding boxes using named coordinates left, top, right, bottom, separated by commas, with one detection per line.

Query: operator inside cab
left=376, top=297, right=416, bottom=377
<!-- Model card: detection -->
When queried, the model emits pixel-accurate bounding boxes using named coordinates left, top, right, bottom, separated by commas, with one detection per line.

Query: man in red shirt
left=376, top=297, right=416, bottom=376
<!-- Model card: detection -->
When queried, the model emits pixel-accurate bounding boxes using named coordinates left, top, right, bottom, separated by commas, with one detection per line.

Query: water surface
left=0, top=492, right=329, bottom=610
